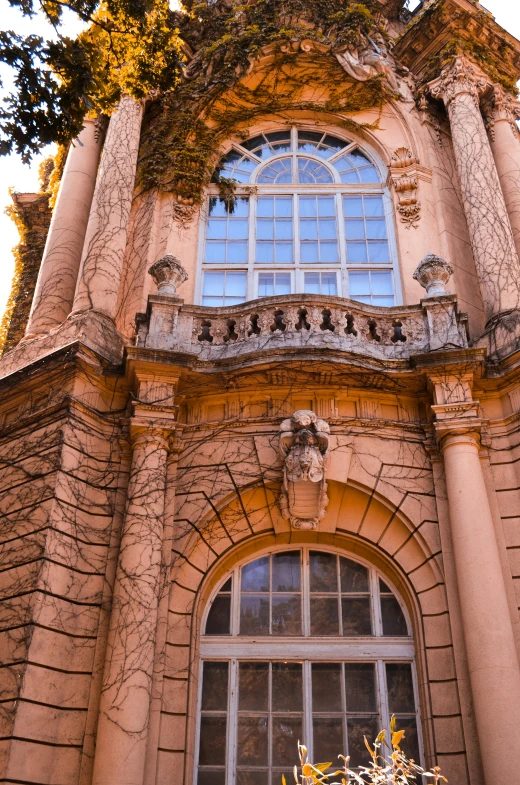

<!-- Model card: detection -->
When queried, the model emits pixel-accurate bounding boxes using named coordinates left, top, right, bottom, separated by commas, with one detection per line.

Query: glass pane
left=360, top=166, right=379, bottom=183
left=318, top=197, right=335, bottom=216
left=310, top=597, right=339, bottom=636
left=348, top=272, right=369, bottom=295
left=349, top=150, right=371, bottom=166
left=304, top=273, right=320, bottom=294
left=238, top=663, right=269, bottom=713
left=367, top=242, right=389, bottom=263
left=372, top=296, right=394, bottom=306
left=209, top=197, right=228, bottom=217
left=272, top=663, right=303, bottom=711
left=301, top=243, right=319, bottom=263
left=386, top=664, right=415, bottom=713
left=202, top=662, right=229, bottom=710
left=322, top=273, right=337, bottom=295
left=298, top=131, right=324, bottom=143
left=237, top=772, right=268, bottom=785
left=310, top=552, right=337, bottom=592
left=313, top=717, right=343, bottom=768
left=394, top=717, right=420, bottom=762
left=259, top=274, right=275, bottom=297
left=237, top=715, right=269, bottom=765
left=221, top=578, right=232, bottom=592
left=299, top=197, right=317, bottom=217
left=364, top=197, right=384, bottom=217
left=257, top=221, right=274, bottom=240
left=319, top=220, right=337, bottom=240
left=344, top=663, right=377, bottom=712
left=340, top=171, right=359, bottom=184
left=381, top=596, right=408, bottom=636
left=205, top=595, right=231, bottom=635
left=347, top=717, right=379, bottom=768
left=198, top=770, right=226, bottom=785
left=343, top=197, right=363, bottom=217
left=366, top=220, right=386, bottom=240
left=205, top=242, right=226, bottom=264
left=275, top=274, right=291, bottom=295
left=257, top=243, right=274, bottom=264
left=199, top=716, right=227, bottom=765
left=242, top=556, right=270, bottom=591
left=345, top=220, right=365, bottom=240
left=276, top=243, right=293, bottom=264
left=341, top=598, right=372, bottom=636
left=272, top=595, right=301, bottom=635
left=340, top=558, right=369, bottom=593
left=320, top=243, right=338, bottom=264
left=257, top=198, right=274, bottom=217
left=272, top=716, right=302, bottom=766
left=371, top=272, right=393, bottom=294
left=300, top=220, right=318, bottom=241
left=240, top=596, right=270, bottom=635
left=312, top=663, right=342, bottom=712
left=273, top=552, right=301, bottom=591
left=228, top=242, right=248, bottom=263
left=226, top=272, right=247, bottom=297
left=276, top=197, right=293, bottom=217
left=275, top=220, right=293, bottom=240
left=379, top=579, right=392, bottom=593
left=207, top=220, right=227, bottom=240
left=346, top=243, right=368, bottom=263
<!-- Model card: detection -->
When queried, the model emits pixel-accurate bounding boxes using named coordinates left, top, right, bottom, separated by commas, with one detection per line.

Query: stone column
left=428, top=57, right=520, bottom=321
left=71, top=95, right=143, bottom=322
left=486, top=85, right=520, bottom=262
left=433, top=394, right=520, bottom=785
left=24, top=119, right=103, bottom=338
left=91, top=411, right=174, bottom=785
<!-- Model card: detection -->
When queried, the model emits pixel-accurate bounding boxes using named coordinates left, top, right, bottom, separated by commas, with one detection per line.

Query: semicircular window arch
left=201, top=126, right=398, bottom=308
left=196, top=546, right=424, bottom=785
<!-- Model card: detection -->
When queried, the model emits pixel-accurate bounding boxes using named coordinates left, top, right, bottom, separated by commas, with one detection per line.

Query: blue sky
left=0, top=0, right=519, bottom=321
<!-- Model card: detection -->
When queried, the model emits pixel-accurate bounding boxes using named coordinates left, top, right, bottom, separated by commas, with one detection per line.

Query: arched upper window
left=198, top=128, right=399, bottom=308
left=196, top=547, right=423, bottom=785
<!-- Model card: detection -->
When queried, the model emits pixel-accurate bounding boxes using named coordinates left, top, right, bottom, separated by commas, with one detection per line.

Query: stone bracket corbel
left=389, top=148, right=431, bottom=229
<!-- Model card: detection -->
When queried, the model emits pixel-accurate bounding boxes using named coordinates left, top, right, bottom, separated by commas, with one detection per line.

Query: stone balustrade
left=136, top=292, right=468, bottom=361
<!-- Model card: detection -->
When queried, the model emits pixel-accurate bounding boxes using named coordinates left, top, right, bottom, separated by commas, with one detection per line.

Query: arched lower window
left=196, top=548, right=423, bottom=785
left=198, top=128, right=399, bottom=308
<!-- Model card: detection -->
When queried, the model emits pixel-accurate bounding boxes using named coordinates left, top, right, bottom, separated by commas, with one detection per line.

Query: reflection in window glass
left=202, top=271, right=247, bottom=306
left=256, top=196, right=293, bottom=264
left=335, top=149, right=379, bottom=183
left=344, top=195, right=388, bottom=265
left=206, top=197, right=249, bottom=264
left=258, top=273, right=291, bottom=297
left=348, top=271, right=394, bottom=306
left=299, top=196, right=338, bottom=264
left=199, top=549, right=421, bottom=785
left=304, top=272, right=337, bottom=296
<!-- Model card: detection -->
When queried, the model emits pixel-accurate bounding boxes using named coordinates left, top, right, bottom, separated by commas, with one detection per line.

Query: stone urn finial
left=148, top=255, right=188, bottom=296
left=413, top=253, right=454, bottom=297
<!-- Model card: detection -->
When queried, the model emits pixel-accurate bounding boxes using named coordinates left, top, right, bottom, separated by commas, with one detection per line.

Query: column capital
left=482, top=84, right=520, bottom=140
left=428, top=56, right=491, bottom=108
left=129, top=411, right=176, bottom=451
left=432, top=402, right=483, bottom=451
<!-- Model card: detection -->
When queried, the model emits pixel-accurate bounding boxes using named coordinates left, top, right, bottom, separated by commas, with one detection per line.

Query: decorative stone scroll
left=149, top=255, right=188, bottom=295
left=390, top=147, right=421, bottom=228
left=279, top=410, right=330, bottom=530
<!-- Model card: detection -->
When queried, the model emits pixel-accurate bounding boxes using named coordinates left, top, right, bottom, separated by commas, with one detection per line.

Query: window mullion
left=376, top=659, right=390, bottom=750
left=231, top=567, right=241, bottom=636
left=371, top=569, right=383, bottom=637
left=248, top=195, right=256, bottom=300
left=304, top=659, right=313, bottom=762
left=227, top=658, right=238, bottom=785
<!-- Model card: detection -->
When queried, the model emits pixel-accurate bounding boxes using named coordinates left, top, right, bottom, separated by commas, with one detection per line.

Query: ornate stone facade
left=2, top=3, right=520, bottom=785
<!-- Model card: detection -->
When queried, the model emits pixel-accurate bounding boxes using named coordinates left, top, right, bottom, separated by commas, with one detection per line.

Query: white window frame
left=194, top=545, right=425, bottom=785
left=196, top=126, right=402, bottom=306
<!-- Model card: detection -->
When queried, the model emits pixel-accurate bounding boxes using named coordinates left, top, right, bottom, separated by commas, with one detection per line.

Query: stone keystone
left=413, top=253, right=454, bottom=297
left=149, top=255, right=188, bottom=295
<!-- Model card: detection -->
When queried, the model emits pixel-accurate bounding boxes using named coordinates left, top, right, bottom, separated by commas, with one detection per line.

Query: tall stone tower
left=1, top=2, right=520, bottom=785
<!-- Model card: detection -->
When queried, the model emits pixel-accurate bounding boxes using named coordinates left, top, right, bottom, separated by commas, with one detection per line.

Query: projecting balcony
left=135, top=292, right=469, bottom=364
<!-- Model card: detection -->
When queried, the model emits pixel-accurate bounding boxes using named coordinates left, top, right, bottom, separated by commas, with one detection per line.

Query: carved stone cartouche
left=279, top=410, right=330, bottom=530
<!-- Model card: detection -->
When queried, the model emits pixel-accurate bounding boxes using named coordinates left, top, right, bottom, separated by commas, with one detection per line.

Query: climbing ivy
left=136, top=0, right=394, bottom=217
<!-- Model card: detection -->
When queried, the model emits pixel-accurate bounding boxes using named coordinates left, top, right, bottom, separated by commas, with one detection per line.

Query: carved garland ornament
left=279, top=410, right=330, bottom=530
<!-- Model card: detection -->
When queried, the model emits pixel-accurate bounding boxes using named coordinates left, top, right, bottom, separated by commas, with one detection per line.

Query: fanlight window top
left=214, top=129, right=381, bottom=185
left=204, top=548, right=409, bottom=638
